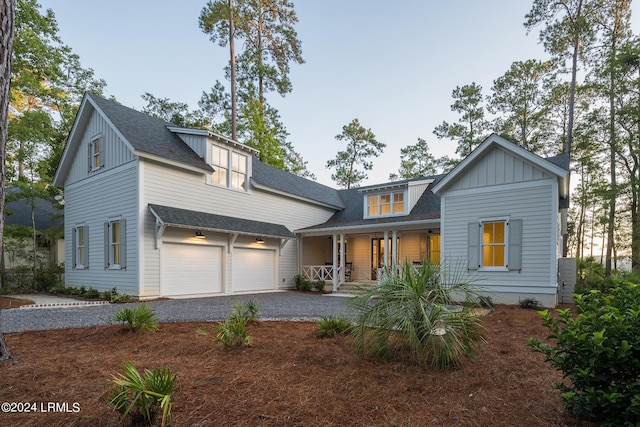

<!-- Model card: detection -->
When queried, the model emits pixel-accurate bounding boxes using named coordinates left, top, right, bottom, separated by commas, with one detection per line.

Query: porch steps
left=336, top=282, right=377, bottom=295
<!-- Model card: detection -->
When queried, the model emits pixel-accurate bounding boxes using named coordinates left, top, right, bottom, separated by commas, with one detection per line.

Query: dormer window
left=366, top=191, right=406, bottom=217
left=89, top=135, right=104, bottom=172
left=209, top=143, right=248, bottom=191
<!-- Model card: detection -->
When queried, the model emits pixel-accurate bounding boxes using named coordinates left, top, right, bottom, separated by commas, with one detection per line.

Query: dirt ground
left=0, top=303, right=595, bottom=427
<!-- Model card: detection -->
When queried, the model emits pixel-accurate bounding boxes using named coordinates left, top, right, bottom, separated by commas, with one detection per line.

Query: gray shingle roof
left=149, top=204, right=296, bottom=239
left=298, top=175, right=444, bottom=231
left=87, top=93, right=212, bottom=172
left=251, top=158, right=344, bottom=209
left=5, top=188, right=63, bottom=231
left=545, top=153, right=570, bottom=171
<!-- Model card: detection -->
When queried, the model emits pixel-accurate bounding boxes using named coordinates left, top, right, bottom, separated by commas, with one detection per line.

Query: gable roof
left=149, top=204, right=296, bottom=239
left=54, top=93, right=212, bottom=186
left=297, top=176, right=444, bottom=233
left=251, top=159, right=345, bottom=209
left=432, top=134, right=570, bottom=198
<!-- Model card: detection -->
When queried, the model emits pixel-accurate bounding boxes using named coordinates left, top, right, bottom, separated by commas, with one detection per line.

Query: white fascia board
left=135, top=151, right=212, bottom=174
left=296, top=218, right=441, bottom=237
left=167, top=126, right=260, bottom=156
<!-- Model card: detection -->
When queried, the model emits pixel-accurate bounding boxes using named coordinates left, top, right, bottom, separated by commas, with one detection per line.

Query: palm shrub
left=198, top=300, right=258, bottom=349
left=316, top=315, right=352, bottom=338
left=113, top=303, right=159, bottom=334
left=348, top=258, right=485, bottom=369
left=528, top=280, right=640, bottom=425
left=109, top=361, right=176, bottom=427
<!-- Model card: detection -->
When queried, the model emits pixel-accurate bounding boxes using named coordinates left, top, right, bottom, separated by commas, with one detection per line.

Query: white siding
left=64, top=162, right=139, bottom=295
left=64, top=112, right=136, bottom=186
left=141, top=160, right=336, bottom=296
left=441, top=179, right=558, bottom=305
left=448, top=147, right=553, bottom=192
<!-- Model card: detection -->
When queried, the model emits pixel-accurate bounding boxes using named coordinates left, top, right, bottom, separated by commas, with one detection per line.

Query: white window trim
left=479, top=217, right=509, bottom=272
left=363, top=190, right=407, bottom=219
left=90, top=135, right=104, bottom=172
left=206, top=143, right=249, bottom=192
left=107, top=218, right=122, bottom=270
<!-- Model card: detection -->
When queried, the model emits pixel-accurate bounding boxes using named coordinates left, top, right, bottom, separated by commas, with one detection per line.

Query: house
left=3, top=187, right=64, bottom=271
left=53, top=93, right=570, bottom=307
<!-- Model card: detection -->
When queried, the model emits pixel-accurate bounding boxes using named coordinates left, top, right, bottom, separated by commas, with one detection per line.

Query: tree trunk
left=0, top=0, right=15, bottom=361
left=229, top=0, right=237, bottom=140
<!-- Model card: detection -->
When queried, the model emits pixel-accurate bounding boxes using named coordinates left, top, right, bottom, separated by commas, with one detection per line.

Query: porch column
left=332, top=233, right=338, bottom=292
left=392, top=230, right=398, bottom=270
left=339, top=233, right=345, bottom=285
left=383, top=231, right=389, bottom=268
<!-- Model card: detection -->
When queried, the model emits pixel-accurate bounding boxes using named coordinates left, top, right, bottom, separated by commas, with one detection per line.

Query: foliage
left=109, top=361, right=176, bottom=427
left=528, top=281, right=640, bottom=425
left=575, top=257, right=614, bottom=294
left=198, top=301, right=259, bottom=349
left=326, top=118, right=386, bottom=189
left=316, top=315, right=352, bottom=338
left=294, top=274, right=312, bottom=292
left=313, top=279, right=326, bottom=292
left=389, top=137, right=439, bottom=181
left=102, top=287, right=132, bottom=303
left=347, top=258, right=485, bottom=369
left=518, top=297, right=540, bottom=310
left=113, top=304, right=159, bottom=334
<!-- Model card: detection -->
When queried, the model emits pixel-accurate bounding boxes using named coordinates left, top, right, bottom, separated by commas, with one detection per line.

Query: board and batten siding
left=140, top=160, right=336, bottom=296
left=64, top=111, right=136, bottom=186
left=448, top=147, right=554, bottom=192
left=441, top=179, right=559, bottom=306
left=64, top=162, right=139, bottom=295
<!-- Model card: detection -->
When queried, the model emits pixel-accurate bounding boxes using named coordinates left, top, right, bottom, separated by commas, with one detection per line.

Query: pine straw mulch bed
left=0, top=304, right=595, bottom=427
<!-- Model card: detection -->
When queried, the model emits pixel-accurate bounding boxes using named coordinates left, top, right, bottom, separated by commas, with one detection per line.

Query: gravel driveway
left=0, top=292, right=354, bottom=333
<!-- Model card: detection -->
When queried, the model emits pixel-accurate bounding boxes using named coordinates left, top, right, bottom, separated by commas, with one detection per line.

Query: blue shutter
left=83, top=226, right=89, bottom=269
left=104, top=222, right=109, bottom=269
left=508, top=219, right=522, bottom=271
left=468, top=222, right=480, bottom=270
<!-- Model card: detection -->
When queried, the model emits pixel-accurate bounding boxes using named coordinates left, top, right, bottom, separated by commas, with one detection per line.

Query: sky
left=36, top=0, right=639, bottom=187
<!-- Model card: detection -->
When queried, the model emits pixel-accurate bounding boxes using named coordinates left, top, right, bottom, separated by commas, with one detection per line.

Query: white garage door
left=232, top=248, right=275, bottom=292
left=162, top=243, right=223, bottom=296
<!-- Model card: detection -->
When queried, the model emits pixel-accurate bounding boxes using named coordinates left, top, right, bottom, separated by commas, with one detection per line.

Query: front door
left=371, top=237, right=394, bottom=280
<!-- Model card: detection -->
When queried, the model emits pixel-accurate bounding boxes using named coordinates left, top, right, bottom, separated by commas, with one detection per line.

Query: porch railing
left=301, top=265, right=344, bottom=290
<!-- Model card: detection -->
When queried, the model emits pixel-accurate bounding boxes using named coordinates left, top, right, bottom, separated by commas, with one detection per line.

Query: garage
left=162, top=243, right=223, bottom=296
left=232, top=248, right=276, bottom=292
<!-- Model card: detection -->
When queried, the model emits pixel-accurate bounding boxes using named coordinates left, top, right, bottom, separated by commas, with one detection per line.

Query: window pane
left=494, top=222, right=505, bottom=243
left=393, top=192, right=404, bottom=213
left=368, top=195, right=378, bottom=215
left=111, top=222, right=120, bottom=244
left=494, top=246, right=505, bottom=266
left=380, top=194, right=391, bottom=214
left=111, top=221, right=121, bottom=266
left=483, top=223, right=493, bottom=244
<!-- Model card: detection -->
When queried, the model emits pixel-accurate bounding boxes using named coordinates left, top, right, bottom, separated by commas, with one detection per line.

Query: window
left=73, top=225, right=88, bottom=269
left=89, top=136, right=104, bottom=171
left=366, top=191, right=407, bottom=217
left=211, top=145, right=229, bottom=186
left=468, top=218, right=522, bottom=271
left=428, top=234, right=440, bottom=265
left=482, top=221, right=505, bottom=267
left=231, top=152, right=247, bottom=190
left=105, top=219, right=126, bottom=269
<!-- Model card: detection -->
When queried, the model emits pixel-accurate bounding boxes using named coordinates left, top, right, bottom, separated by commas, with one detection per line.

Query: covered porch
left=297, top=224, right=441, bottom=292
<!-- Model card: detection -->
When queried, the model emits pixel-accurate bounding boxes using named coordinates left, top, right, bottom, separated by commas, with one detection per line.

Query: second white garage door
left=162, top=243, right=223, bottom=296
left=232, top=248, right=276, bottom=292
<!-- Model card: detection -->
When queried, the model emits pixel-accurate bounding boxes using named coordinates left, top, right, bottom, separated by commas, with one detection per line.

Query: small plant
left=294, top=274, right=312, bottom=292
left=316, top=315, right=352, bottom=338
left=518, top=297, right=539, bottom=310
left=111, top=293, right=133, bottom=303
left=109, top=361, right=176, bottom=427
left=313, top=279, right=326, bottom=292
left=113, top=303, right=159, bottom=334
left=84, top=287, right=100, bottom=298
left=198, top=301, right=257, bottom=349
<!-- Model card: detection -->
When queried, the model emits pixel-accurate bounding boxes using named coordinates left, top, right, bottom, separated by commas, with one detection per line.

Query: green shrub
left=294, top=274, right=312, bottom=292
left=518, top=297, right=540, bottom=310
left=313, top=279, right=326, bottom=292
left=84, top=287, right=100, bottom=299
left=575, top=257, right=614, bottom=294
left=348, top=258, right=485, bottom=369
left=198, top=301, right=257, bottom=349
left=113, top=304, right=159, bottom=334
left=316, top=315, right=352, bottom=338
left=528, top=280, right=640, bottom=424
left=111, top=293, right=133, bottom=303
left=109, top=361, right=176, bottom=427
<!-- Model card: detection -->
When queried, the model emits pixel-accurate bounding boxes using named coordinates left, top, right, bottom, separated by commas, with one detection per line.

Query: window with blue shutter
left=468, top=218, right=522, bottom=272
